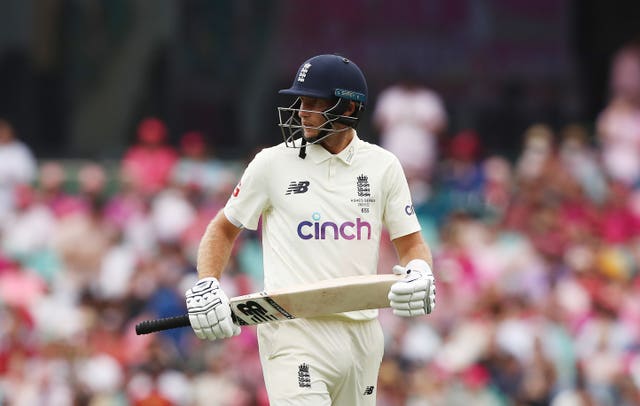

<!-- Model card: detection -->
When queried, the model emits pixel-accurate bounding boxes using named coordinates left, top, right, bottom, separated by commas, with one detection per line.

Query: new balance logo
left=285, top=181, right=310, bottom=195
left=298, top=363, right=311, bottom=388
left=235, top=301, right=278, bottom=324
left=363, top=386, right=374, bottom=395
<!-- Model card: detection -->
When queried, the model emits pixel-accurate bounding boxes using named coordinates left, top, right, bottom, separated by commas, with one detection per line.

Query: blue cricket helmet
left=278, top=54, right=368, bottom=157
left=279, top=54, right=368, bottom=105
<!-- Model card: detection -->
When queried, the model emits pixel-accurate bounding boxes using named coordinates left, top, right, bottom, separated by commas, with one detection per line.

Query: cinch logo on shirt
left=297, top=212, right=372, bottom=240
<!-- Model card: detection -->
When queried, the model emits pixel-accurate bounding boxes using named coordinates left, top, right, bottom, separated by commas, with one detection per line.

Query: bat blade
left=230, top=274, right=402, bottom=325
left=135, top=273, right=401, bottom=334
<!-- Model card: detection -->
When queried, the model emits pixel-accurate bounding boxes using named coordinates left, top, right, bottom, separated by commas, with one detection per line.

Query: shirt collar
left=307, top=132, right=360, bottom=166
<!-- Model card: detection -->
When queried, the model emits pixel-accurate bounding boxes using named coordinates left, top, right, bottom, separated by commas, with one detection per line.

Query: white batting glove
left=388, top=259, right=436, bottom=317
left=185, top=277, right=241, bottom=340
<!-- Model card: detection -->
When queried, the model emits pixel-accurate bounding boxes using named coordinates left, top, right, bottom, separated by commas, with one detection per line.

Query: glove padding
left=185, top=277, right=241, bottom=340
left=388, top=259, right=436, bottom=317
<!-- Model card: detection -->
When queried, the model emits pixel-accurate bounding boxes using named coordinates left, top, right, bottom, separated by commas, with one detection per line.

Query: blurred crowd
left=2, top=42, right=640, bottom=406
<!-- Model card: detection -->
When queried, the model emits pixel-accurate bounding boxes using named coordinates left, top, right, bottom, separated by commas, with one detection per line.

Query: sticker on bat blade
left=232, top=297, right=295, bottom=325
left=264, top=297, right=294, bottom=320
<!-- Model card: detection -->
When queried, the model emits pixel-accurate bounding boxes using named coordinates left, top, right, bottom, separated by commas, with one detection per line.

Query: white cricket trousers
left=257, top=317, right=384, bottom=406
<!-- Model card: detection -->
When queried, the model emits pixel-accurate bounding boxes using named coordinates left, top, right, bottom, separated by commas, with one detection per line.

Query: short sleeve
left=382, top=156, right=422, bottom=239
left=224, top=150, right=271, bottom=230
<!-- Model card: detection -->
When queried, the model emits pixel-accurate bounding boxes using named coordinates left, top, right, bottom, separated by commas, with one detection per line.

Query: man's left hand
left=388, top=259, right=436, bottom=317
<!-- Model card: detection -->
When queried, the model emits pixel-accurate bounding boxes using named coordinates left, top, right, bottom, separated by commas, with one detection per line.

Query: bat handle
left=135, top=314, right=190, bottom=335
left=135, top=313, right=241, bottom=335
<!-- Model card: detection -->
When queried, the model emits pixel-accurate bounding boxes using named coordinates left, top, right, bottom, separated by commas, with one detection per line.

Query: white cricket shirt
left=224, top=133, right=421, bottom=320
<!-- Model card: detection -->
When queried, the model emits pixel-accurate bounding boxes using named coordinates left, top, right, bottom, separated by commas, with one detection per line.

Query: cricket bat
left=135, top=273, right=402, bottom=335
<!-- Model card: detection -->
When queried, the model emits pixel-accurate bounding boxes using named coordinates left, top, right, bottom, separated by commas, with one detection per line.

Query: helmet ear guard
left=326, top=98, right=362, bottom=128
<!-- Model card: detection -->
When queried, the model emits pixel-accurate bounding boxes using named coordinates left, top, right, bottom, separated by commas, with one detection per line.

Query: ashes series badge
left=351, top=174, right=376, bottom=213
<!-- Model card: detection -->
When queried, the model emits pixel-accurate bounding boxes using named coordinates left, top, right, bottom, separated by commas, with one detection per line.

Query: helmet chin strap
left=299, top=138, right=307, bottom=159
left=299, top=130, right=328, bottom=159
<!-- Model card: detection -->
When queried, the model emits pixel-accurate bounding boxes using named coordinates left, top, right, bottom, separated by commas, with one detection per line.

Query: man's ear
left=344, top=101, right=357, bottom=117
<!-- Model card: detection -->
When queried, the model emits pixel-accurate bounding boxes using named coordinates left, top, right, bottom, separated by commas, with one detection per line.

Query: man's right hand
left=185, top=277, right=241, bottom=340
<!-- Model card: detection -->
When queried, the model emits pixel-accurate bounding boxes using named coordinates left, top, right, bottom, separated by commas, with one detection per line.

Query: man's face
left=298, top=96, right=333, bottom=139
